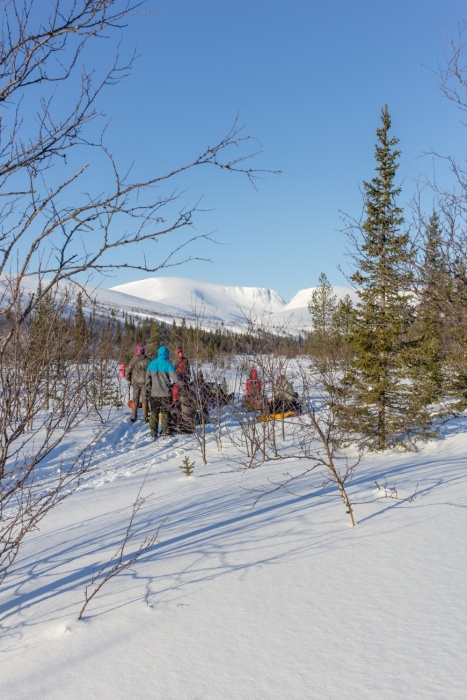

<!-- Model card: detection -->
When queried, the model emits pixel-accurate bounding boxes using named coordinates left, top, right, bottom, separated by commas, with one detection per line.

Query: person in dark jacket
left=146, top=346, right=182, bottom=437
left=269, top=375, right=301, bottom=414
left=126, top=345, right=150, bottom=422
left=171, top=382, right=196, bottom=434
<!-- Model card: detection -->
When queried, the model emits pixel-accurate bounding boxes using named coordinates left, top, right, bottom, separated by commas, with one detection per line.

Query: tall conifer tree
left=343, top=106, right=430, bottom=450
left=444, top=256, right=467, bottom=408
left=73, top=292, right=89, bottom=360
left=308, top=273, right=337, bottom=338
left=411, top=212, right=448, bottom=405
left=307, top=273, right=352, bottom=376
left=307, top=273, right=337, bottom=370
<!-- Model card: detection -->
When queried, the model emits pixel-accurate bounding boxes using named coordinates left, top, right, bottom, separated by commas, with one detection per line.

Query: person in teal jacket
left=146, top=346, right=181, bottom=437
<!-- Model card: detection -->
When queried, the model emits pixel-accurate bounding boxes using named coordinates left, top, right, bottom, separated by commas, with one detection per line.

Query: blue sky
left=93, top=0, right=467, bottom=301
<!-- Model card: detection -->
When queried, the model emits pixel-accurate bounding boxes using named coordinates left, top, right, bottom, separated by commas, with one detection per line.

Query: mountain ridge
left=1, top=274, right=358, bottom=334
left=109, top=276, right=358, bottom=333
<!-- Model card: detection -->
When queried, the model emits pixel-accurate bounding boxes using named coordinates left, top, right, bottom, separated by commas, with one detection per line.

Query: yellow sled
left=257, top=410, right=298, bottom=423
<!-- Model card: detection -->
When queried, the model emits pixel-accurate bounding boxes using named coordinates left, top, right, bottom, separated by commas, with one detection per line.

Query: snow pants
left=149, top=396, right=172, bottom=436
left=132, top=385, right=149, bottom=421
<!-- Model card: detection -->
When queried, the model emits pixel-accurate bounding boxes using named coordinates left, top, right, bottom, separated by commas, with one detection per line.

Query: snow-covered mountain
left=109, top=277, right=358, bottom=333
left=1, top=274, right=358, bottom=334
left=111, top=277, right=286, bottom=326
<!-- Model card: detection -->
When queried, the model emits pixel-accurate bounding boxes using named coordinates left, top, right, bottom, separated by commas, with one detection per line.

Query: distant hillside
left=111, top=277, right=286, bottom=326
left=110, top=277, right=358, bottom=334
left=1, top=274, right=357, bottom=335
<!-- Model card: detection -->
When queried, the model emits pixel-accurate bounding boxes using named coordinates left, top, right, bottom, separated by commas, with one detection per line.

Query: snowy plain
left=1, top=368, right=466, bottom=700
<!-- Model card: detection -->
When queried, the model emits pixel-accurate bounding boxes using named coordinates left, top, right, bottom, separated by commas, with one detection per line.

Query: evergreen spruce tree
left=411, top=211, right=448, bottom=405
left=73, top=292, right=89, bottom=361
left=148, top=319, right=160, bottom=356
left=170, top=320, right=179, bottom=347
left=343, top=106, right=431, bottom=450
left=307, top=272, right=338, bottom=371
left=333, top=295, right=353, bottom=341
left=180, top=318, right=188, bottom=347
left=444, top=256, right=467, bottom=408
left=308, top=273, right=337, bottom=337
left=332, top=294, right=354, bottom=369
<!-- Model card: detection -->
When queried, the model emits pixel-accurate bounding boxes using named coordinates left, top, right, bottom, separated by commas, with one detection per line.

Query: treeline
left=10, top=295, right=300, bottom=367
left=0, top=282, right=303, bottom=374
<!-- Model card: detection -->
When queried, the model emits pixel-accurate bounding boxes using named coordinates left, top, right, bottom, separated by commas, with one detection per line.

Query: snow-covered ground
left=1, top=378, right=466, bottom=699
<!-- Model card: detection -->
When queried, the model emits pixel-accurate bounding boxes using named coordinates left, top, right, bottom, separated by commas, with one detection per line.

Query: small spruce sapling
left=180, top=456, right=195, bottom=477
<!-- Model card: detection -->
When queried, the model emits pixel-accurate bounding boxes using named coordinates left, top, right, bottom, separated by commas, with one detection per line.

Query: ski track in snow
left=81, top=416, right=202, bottom=489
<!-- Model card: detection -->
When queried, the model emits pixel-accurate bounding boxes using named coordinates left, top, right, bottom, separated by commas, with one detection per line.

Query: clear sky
left=94, top=0, right=467, bottom=301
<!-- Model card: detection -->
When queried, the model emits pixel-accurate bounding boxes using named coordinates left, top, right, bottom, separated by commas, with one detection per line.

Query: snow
left=0, top=272, right=357, bottom=334
left=1, top=387, right=467, bottom=700
left=111, top=276, right=287, bottom=310
left=109, top=277, right=360, bottom=334
left=2, top=274, right=466, bottom=698
left=286, top=285, right=358, bottom=310
left=109, top=276, right=362, bottom=335
left=111, top=276, right=287, bottom=326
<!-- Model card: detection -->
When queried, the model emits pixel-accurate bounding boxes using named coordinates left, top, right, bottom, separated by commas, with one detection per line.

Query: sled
left=257, top=410, right=299, bottom=423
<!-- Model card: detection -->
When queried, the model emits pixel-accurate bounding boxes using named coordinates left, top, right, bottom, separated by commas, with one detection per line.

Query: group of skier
left=124, top=344, right=301, bottom=439
left=125, top=344, right=198, bottom=438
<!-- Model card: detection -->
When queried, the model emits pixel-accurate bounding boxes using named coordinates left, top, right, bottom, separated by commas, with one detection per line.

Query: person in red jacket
left=174, top=346, right=191, bottom=383
left=243, top=368, right=263, bottom=410
left=246, top=368, right=261, bottom=397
